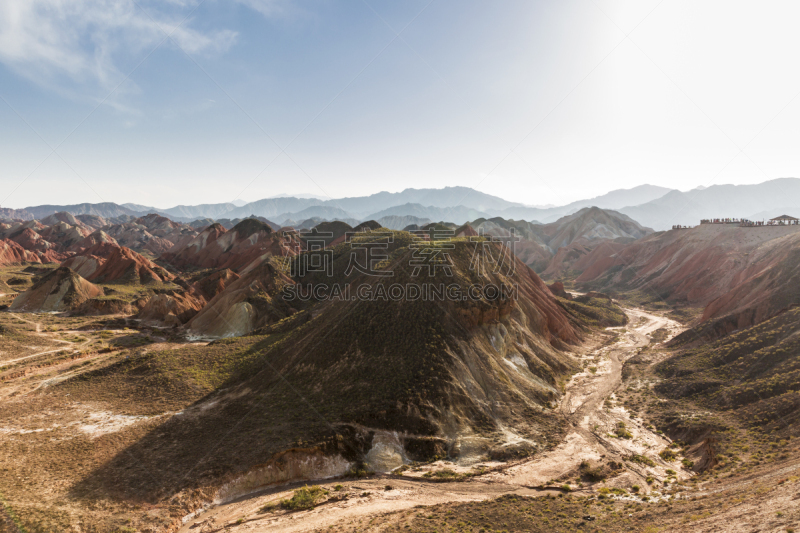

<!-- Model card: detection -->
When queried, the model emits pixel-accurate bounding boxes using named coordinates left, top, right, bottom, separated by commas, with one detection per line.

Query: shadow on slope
left=67, top=239, right=585, bottom=508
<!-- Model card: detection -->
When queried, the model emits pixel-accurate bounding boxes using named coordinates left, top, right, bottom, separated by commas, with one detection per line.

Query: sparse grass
left=558, top=294, right=628, bottom=328
left=628, top=454, right=656, bottom=467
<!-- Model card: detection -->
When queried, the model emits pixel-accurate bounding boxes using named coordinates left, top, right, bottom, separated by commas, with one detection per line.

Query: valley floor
left=177, top=307, right=767, bottom=533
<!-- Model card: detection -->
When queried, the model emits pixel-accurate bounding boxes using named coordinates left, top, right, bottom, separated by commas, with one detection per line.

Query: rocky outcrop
left=186, top=258, right=295, bottom=338
left=9, top=267, right=103, bottom=312
left=136, top=290, right=206, bottom=326
left=547, top=281, right=572, bottom=299
left=191, top=269, right=240, bottom=300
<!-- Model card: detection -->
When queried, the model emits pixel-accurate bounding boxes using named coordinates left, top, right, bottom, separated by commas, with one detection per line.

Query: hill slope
left=70, top=237, right=587, bottom=506
left=577, top=223, right=800, bottom=332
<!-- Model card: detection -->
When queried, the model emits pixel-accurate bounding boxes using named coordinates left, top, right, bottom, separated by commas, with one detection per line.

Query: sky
left=2, top=0, right=800, bottom=209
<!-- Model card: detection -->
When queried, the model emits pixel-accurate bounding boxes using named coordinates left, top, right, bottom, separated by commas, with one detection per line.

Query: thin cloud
left=0, top=0, right=237, bottom=104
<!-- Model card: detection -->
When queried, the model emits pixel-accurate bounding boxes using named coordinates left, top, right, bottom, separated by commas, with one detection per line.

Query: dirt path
left=3, top=313, right=93, bottom=365
left=7, top=313, right=43, bottom=334
left=178, top=306, right=690, bottom=532
left=484, top=307, right=686, bottom=489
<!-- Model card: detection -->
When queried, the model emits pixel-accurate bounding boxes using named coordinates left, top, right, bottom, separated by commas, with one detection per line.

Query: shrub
left=660, top=449, right=677, bottom=461
left=579, top=460, right=607, bottom=481
left=280, top=485, right=329, bottom=511
left=615, top=422, right=633, bottom=439
left=345, top=463, right=373, bottom=478
left=423, top=468, right=463, bottom=480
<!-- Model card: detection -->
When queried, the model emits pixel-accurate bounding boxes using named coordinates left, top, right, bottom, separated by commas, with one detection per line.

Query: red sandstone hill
left=0, top=216, right=92, bottom=262
left=160, top=219, right=299, bottom=272
left=536, top=208, right=651, bottom=279
left=136, top=289, right=206, bottom=326
left=186, top=257, right=296, bottom=338
left=67, top=230, right=118, bottom=254
left=9, top=266, right=103, bottom=312
left=0, top=239, right=42, bottom=265
left=83, top=237, right=594, bottom=507
left=9, top=228, right=58, bottom=254
left=471, top=218, right=553, bottom=272
left=74, top=214, right=107, bottom=229
left=191, top=268, right=240, bottom=300
left=541, top=207, right=651, bottom=249
left=469, top=208, right=651, bottom=278
left=37, top=221, right=92, bottom=249
left=103, top=214, right=198, bottom=255
left=61, top=242, right=174, bottom=284
left=454, top=223, right=478, bottom=237
left=577, top=223, right=800, bottom=332
left=3, top=227, right=66, bottom=263
left=136, top=269, right=243, bottom=327
left=39, top=212, right=85, bottom=227
left=296, top=220, right=354, bottom=249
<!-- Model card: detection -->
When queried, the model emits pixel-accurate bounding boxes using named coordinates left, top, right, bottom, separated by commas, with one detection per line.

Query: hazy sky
left=2, top=0, right=800, bottom=209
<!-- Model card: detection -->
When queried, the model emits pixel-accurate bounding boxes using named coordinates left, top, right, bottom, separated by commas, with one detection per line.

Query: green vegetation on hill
left=655, top=308, right=800, bottom=433
left=612, top=307, right=800, bottom=489
left=557, top=293, right=628, bottom=328
left=232, top=217, right=273, bottom=238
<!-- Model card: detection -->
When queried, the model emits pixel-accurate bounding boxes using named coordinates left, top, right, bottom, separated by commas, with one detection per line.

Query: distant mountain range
left=6, top=179, right=800, bottom=231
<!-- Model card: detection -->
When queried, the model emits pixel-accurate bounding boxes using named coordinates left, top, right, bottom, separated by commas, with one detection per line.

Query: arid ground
left=2, top=280, right=797, bottom=532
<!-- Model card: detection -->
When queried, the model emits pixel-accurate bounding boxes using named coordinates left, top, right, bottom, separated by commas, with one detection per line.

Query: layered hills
left=160, top=219, right=299, bottom=273
left=63, top=242, right=174, bottom=284
left=576, top=223, right=800, bottom=333
left=469, top=207, right=652, bottom=278
left=5, top=188, right=800, bottom=533
left=70, top=235, right=595, bottom=508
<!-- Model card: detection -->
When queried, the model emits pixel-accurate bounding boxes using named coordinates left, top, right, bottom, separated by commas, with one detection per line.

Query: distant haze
left=8, top=178, right=800, bottom=232
left=2, top=1, right=800, bottom=208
